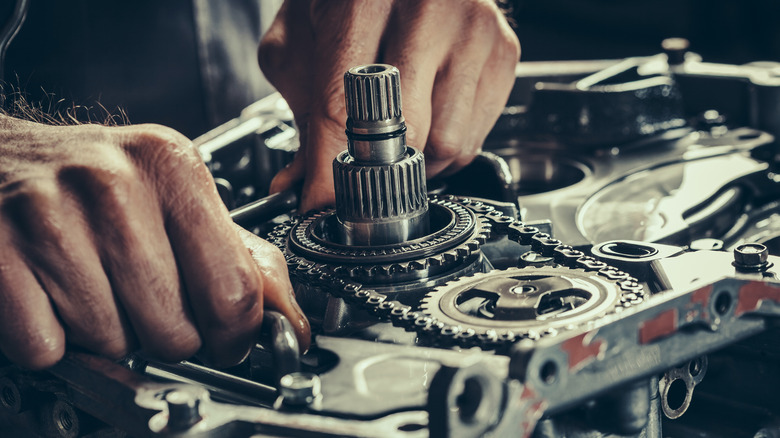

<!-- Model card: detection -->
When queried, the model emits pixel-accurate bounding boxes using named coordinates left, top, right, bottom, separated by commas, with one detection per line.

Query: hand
left=0, top=115, right=310, bottom=370
left=259, top=0, right=520, bottom=211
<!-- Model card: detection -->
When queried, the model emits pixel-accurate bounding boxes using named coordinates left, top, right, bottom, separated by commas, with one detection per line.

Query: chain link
left=269, top=197, right=647, bottom=349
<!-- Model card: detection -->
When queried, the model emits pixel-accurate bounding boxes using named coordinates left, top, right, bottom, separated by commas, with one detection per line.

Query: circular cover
left=421, top=266, right=622, bottom=337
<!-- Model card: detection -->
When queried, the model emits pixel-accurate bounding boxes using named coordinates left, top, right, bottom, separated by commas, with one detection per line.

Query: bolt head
left=733, top=243, right=769, bottom=269
left=280, top=372, right=321, bottom=406
left=165, top=390, right=202, bottom=430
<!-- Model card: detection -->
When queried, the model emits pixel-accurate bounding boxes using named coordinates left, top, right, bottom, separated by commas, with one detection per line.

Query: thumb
left=296, top=112, right=346, bottom=212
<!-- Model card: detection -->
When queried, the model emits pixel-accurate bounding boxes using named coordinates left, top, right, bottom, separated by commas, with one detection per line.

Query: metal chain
left=265, top=195, right=646, bottom=350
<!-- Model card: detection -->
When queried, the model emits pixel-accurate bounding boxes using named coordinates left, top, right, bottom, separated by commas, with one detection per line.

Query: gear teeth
left=418, top=266, right=628, bottom=349
left=410, top=259, right=429, bottom=270
left=333, top=149, right=428, bottom=221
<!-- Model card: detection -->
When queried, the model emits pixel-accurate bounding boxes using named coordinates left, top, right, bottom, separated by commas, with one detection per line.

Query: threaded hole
left=2, top=386, right=16, bottom=407
left=58, top=408, right=74, bottom=431
left=356, top=65, right=389, bottom=74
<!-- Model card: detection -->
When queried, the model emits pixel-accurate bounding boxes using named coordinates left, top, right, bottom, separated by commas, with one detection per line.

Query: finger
left=380, top=0, right=458, bottom=153
left=463, top=18, right=520, bottom=157
left=268, top=148, right=306, bottom=196
left=296, top=1, right=395, bottom=212
left=297, top=116, right=344, bottom=211
left=127, top=125, right=266, bottom=367
left=236, top=225, right=310, bottom=352
left=0, top=224, right=64, bottom=370
left=60, top=162, right=202, bottom=363
left=258, top=0, right=315, bottom=116
left=269, top=116, right=309, bottom=197
left=3, top=177, right=134, bottom=359
left=425, top=18, right=505, bottom=176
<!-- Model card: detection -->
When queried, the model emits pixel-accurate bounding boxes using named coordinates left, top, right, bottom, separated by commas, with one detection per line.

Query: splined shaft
left=333, top=64, right=429, bottom=246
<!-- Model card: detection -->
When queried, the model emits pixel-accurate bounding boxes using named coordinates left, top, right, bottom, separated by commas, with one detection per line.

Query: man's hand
left=0, top=115, right=310, bottom=370
left=259, top=0, right=520, bottom=212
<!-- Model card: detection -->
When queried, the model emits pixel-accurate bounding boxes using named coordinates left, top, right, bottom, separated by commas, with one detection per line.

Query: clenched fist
left=259, top=0, right=520, bottom=211
left=0, top=115, right=309, bottom=369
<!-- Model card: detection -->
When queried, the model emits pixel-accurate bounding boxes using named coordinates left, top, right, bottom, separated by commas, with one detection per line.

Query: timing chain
left=265, top=196, right=646, bottom=350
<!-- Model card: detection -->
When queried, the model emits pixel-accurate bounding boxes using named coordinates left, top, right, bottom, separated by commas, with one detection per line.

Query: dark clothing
left=3, top=0, right=279, bottom=138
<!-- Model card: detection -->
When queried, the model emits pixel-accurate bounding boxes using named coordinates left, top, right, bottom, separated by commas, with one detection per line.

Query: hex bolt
left=661, top=38, right=690, bottom=66
left=165, top=390, right=202, bottom=431
left=733, top=243, right=771, bottom=271
left=279, top=372, right=321, bottom=406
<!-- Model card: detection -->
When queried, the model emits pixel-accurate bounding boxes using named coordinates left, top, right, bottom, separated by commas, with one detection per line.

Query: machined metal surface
left=335, top=64, right=429, bottom=246
left=420, top=266, right=626, bottom=338
left=5, top=50, right=780, bottom=438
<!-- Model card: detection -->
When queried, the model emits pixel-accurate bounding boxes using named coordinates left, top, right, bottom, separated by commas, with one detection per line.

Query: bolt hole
left=398, top=423, right=426, bottom=432
left=666, top=378, right=688, bottom=411
left=689, top=358, right=704, bottom=377
left=714, top=292, right=732, bottom=316
left=456, top=377, right=484, bottom=423
left=356, top=65, right=388, bottom=74
left=738, top=132, right=761, bottom=140
left=1, top=386, right=16, bottom=407
left=539, top=360, right=558, bottom=385
left=58, top=408, right=74, bottom=431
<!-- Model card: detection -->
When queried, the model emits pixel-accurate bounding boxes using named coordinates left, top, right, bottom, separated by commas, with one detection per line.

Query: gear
left=420, top=266, right=628, bottom=340
left=279, top=196, right=490, bottom=289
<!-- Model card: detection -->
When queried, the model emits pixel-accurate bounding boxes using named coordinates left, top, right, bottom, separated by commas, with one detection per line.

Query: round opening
left=737, top=132, right=761, bottom=140
left=539, top=360, right=558, bottom=385
left=58, top=408, right=74, bottom=431
left=1, top=386, right=16, bottom=407
left=356, top=65, right=388, bottom=74
left=689, top=358, right=704, bottom=377
left=600, top=242, right=658, bottom=258
left=665, top=378, right=688, bottom=411
left=714, top=292, right=732, bottom=316
left=398, top=423, right=426, bottom=432
left=494, top=150, right=588, bottom=195
left=456, top=377, right=484, bottom=423
left=737, top=243, right=766, bottom=254
left=511, top=285, right=537, bottom=295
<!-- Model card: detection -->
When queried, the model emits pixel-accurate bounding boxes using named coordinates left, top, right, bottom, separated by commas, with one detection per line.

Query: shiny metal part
left=344, top=64, right=406, bottom=150
left=278, top=372, right=321, bottom=407
left=165, top=389, right=203, bottom=431
left=335, top=64, right=429, bottom=246
left=659, top=356, right=707, bottom=419
left=260, top=310, right=301, bottom=384
left=420, top=266, right=626, bottom=339
left=733, top=243, right=772, bottom=271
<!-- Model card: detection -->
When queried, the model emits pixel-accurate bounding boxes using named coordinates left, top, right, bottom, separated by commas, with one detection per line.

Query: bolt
left=662, top=38, right=690, bottom=66
left=733, top=243, right=771, bottom=271
left=279, top=372, right=321, bottom=406
left=165, top=390, right=202, bottom=431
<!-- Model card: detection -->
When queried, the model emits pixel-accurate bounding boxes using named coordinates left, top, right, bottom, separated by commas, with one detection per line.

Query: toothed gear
left=278, top=196, right=490, bottom=287
left=265, top=199, right=647, bottom=349
left=420, top=266, right=629, bottom=341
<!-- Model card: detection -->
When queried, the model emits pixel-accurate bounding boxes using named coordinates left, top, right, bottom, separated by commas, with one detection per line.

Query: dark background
left=1, top=0, right=778, bottom=138
left=511, top=0, right=779, bottom=63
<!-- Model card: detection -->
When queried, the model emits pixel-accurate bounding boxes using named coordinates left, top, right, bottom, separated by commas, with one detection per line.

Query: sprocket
left=420, top=266, right=628, bottom=340
left=271, top=196, right=491, bottom=290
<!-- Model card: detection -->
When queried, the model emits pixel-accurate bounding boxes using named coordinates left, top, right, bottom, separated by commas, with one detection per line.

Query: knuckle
left=0, top=179, right=63, bottom=241
left=205, top=267, right=263, bottom=332
left=123, top=124, right=198, bottom=161
left=466, top=1, right=498, bottom=31
left=426, top=131, right=465, bottom=162
left=146, top=329, right=201, bottom=362
left=498, top=30, right=521, bottom=62
left=8, top=334, right=64, bottom=370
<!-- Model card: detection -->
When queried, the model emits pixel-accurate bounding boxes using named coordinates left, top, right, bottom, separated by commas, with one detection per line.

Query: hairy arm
left=0, top=113, right=309, bottom=369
